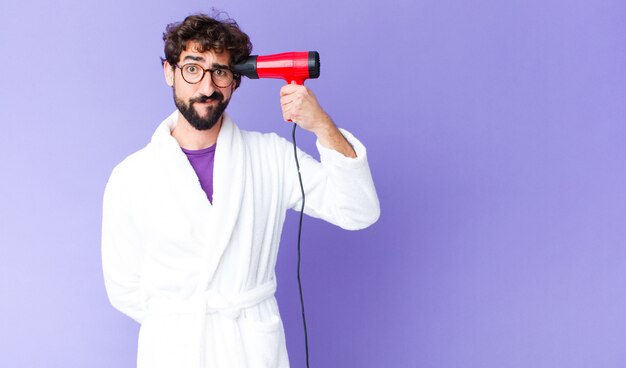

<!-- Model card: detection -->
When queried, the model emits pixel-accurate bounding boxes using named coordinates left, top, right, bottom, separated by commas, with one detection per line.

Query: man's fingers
left=280, top=83, right=308, bottom=96
left=280, top=96, right=294, bottom=107
left=281, top=94, right=304, bottom=110
left=280, top=84, right=298, bottom=96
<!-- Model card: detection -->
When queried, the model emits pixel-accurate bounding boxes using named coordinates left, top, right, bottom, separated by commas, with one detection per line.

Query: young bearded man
left=102, top=13, right=379, bottom=368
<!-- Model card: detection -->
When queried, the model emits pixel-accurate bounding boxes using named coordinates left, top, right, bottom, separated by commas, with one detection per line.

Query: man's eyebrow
left=182, top=55, right=205, bottom=62
left=181, top=56, right=230, bottom=69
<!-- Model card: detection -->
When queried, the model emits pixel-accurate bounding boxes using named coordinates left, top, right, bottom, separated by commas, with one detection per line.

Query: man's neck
left=171, top=113, right=222, bottom=150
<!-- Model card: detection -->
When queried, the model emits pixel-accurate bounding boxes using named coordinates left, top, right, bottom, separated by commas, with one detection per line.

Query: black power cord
left=291, top=123, right=310, bottom=368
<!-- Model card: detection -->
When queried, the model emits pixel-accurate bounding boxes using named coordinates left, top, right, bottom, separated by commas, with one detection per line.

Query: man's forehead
left=181, top=42, right=230, bottom=63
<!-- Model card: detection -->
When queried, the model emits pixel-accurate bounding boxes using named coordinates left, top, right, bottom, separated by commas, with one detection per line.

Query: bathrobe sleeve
left=101, top=162, right=145, bottom=324
left=287, top=128, right=380, bottom=230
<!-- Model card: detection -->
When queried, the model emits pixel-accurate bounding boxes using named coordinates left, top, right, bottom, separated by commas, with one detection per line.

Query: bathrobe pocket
left=239, top=314, right=289, bottom=368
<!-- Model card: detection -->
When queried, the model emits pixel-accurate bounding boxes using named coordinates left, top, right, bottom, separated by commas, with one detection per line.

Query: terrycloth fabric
left=102, top=110, right=380, bottom=368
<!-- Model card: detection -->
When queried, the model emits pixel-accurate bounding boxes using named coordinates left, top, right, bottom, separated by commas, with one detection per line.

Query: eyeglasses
left=175, top=63, right=236, bottom=87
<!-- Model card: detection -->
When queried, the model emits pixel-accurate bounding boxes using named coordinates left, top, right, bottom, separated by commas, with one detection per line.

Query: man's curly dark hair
left=162, top=13, right=252, bottom=88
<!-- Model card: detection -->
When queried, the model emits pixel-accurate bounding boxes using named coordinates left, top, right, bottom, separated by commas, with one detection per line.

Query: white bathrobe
left=102, top=110, right=380, bottom=368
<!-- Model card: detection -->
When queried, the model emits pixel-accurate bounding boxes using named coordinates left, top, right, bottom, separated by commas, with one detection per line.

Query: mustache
left=190, top=92, right=224, bottom=104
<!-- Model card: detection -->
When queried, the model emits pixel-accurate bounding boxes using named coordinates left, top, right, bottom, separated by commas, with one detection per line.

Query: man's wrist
left=311, top=117, right=336, bottom=142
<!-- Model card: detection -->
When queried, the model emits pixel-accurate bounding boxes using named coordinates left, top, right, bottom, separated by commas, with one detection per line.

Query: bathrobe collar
left=149, top=110, right=250, bottom=293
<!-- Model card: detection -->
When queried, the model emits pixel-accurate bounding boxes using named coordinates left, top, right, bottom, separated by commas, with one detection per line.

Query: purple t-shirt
left=181, top=145, right=216, bottom=204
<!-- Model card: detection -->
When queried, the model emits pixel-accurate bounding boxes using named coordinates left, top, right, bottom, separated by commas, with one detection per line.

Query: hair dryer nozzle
left=232, top=55, right=259, bottom=79
left=233, top=51, right=321, bottom=85
left=308, top=51, right=320, bottom=79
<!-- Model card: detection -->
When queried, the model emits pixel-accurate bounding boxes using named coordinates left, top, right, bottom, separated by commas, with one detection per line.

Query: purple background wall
left=1, top=0, right=625, bottom=367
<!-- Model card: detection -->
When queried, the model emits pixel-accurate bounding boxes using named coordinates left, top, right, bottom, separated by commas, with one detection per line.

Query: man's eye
left=214, top=69, right=226, bottom=77
left=185, top=65, right=199, bottom=74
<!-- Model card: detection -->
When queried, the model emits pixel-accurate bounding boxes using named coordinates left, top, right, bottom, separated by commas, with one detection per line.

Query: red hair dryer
left=233, top=51, right=320, bottom=85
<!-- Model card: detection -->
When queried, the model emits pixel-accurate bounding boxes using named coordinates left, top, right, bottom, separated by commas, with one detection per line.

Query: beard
left=173, top=89, right=230, bottom=131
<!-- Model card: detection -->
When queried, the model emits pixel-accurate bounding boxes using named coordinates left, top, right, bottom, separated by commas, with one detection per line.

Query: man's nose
left=197, top=71, right=217, bottom=95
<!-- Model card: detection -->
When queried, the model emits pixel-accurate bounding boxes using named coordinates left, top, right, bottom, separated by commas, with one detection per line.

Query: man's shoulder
left=108, top=144, right=154, bottom=182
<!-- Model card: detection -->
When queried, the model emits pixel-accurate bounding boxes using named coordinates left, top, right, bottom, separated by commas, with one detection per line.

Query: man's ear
left=164, top=61, right=174, bottom=87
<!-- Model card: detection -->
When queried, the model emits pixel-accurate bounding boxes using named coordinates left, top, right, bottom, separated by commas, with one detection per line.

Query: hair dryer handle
left=286, top=80, right=305, bottom=122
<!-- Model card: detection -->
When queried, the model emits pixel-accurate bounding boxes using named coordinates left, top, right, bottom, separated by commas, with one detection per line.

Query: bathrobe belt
left=147, top=279, right=277, bottom=318
left=146, top=279, right=277, bottom=368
